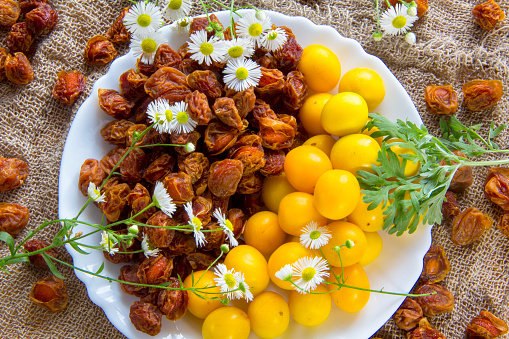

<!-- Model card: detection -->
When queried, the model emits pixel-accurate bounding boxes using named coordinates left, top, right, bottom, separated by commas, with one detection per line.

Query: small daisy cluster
left=213, top=263, right=253, bottom=302
left=374, top=1, right=419, bottom=45
left=146, top=98, right=198, bottom=135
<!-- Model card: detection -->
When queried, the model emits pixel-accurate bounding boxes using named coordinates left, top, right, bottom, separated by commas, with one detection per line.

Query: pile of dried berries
left=0, top=0, right=58, bottom=85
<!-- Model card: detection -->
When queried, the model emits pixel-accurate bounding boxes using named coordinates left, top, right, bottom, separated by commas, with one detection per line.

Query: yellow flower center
left=235, top=67, right=248, bottom=80
left=228, top=46, right=244, bottom=58
left=177, top=111, right=189, bottom=124
left=168, top=0, right=183, bottom=10
left=225, top=220, right=234, bottom=232
left=200, top=42, right=214, bottom=56
left=192, top=216, right=202, bottom=230
left=178, top=18, right=190, bottom=27
left=392, top=16, right=407, bottom=29
left=165, top=109, right=173, bottom=121
left=248, top=23, right=263, bottom=37
left=141, top=38, right=157, bottom=53
left=224, top=273, right=236, bottom=288
left=267, top=31, right=278, bottom=41
left=309, top=230, right=321, bottom=240
left=301, top=267, right=316, bottom=282
left=137, top=14, right=152, bottom=27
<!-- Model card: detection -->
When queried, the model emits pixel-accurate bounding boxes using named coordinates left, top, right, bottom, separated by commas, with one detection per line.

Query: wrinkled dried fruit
left=272, top=35, right=303, bottom=74
left=393, top=297, right=423, bottom=331
left=208, top=159, right=243, bottom=198
left=19, top=0, right=48, bottom=13
left=204, top=121, right=240, bottom=155
left=0, top=0, right=20, bottom=27
left=99, top=183, right=131, bottom=222
left=119, top=264, right=148, bottom=297
left=29, top=275, right=68, bottom=312
left=187, top=70, right=222, bottom=98
left=255, top=67, right=285, bottom=103
left=137, top=57, right=157, bottom=76
left=452, top=207, right=493, bottom=245
left=442, top=191, right=460, bottom=219
left=179, top=152, right=209, bottom=184
left=157, top=278, right=189, bottom=321
left=25, top=3, right=58, bottom=35
left=407, top=318, right=446, bottom=339
left=145, top=67, right=188, bottom=98
left=129, top=301, right=162, bottom=336
left=52, top=70, right=86, bottom=105
left=78, top=158, right=106, bottom=196
left=0, top=157, right=29, bottom=191
left=0, top=47, right=8, bottom=81
left=283, top=70, right=308, bottom=110
left=162, top=172, right=195, bottom=204
left=100, top=119, right=134, bottom=146
left=186, top=90, right=212, bottom=125
left=237, top=172, right=263, bottom=195
left=473, top=0, right=506, bottom=30
left=119, top=68, right=148, bottom=102
left=171, top=131, right=200, bottom=156
left=421, top=245, right=450, bottom=284
left=260, top=149, right=285, bottom=177
left=138, top=254, right=173, bottom=285
left=466, top=310, right=508, bottom=338
left=463, top=79, right=503, bottom=111
left=258, top=117, right=296, bottom=150
left=105, top=7, right=130, bottom=43
left=6, top=22, right=35, bottom=54
left=145, top=211, right=176, bottom=247
left=251, top=99, right=277, bottom=128
left=439, top=151, right=473, bottom=191
left=5, top=52, right=34, bottom=85
left=497, top=212, right=509, bottom=238
left=0, top=202, right=29, bottom=237
left=23, top=239, right=59, bottom=268
left=484, top=167, right=509, bottom=210
left=415, top=283, right=454, bottom=317
left=189, top=14, right=222, bottom=38
left=84, top=35, right=117, bottom=66
left=213, top=97, right=243, bottom=130
left=388, top=0, right=428, bottom=17
left=144, top=153, right=175, bottom=182
left=424, top=85, right=458, bottom=115
left=98, top=88, right=135, bottom=119
left=228, top=86, right=256, bottom=119
left=154, top=44, right=182, bottom=69
left=120, top=148, right=146, bottom=183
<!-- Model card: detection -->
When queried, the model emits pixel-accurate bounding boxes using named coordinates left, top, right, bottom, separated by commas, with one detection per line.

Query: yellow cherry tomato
left=330, top=134, right=381, bottom=175
left=303, top=134, right=337, bottom=157
left=244, top=211, right=286, bottom=257
left=387, top=139, right=421, bottom=177
left=321, top=92, right=369, bottom=137
left=184, top=270, right=223, bottom=319
left=327, top=264, right=370, bottom=313
left=313, top=170, right=360, bottom=220
left=284, top=145, right=333, bottom=193
left=362, top=123, right=383, bottom=145
left=297, top=45, right=341, bottom=93
left=224, top=245, right=269, bottom=297
left=202, top=306, right=250, bottom=339
left=278, top=192, right=328, bottom=236
left=261, top=173, right=296, bottom=213
left=347, top=193, right=384, bottom=232
left=248, top=291, right=290, bottom=339
left=299, top=93, right=332, bottom=135
left=288, top=285, right=332, bottom=327
left=338, top=67, right=386, bottom=112
left=322, top=220, right=367, bottom=267
left=358, top=231, right=383, bottom=266
left=268, top=242, right=315, bottom=290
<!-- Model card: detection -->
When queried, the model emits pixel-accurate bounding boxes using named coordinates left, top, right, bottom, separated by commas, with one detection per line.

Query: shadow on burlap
left=0, top=0, right=507, bottom=338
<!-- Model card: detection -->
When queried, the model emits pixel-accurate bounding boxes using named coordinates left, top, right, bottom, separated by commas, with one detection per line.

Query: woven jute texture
left=0, top=0, right=508, bottom=338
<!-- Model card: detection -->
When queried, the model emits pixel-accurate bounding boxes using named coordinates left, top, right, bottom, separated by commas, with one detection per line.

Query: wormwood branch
left=358, top=113, right=509, bottom=235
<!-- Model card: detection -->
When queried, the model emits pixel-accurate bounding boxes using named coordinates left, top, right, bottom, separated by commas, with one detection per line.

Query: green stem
left=463, top=158, right=509, bottom=167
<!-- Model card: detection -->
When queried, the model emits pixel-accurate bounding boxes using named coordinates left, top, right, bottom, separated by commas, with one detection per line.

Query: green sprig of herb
left=357, top=113, right=509, bottom=236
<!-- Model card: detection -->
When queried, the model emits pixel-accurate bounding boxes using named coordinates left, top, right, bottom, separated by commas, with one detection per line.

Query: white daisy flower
left=223, top=37, right=255, bottom=62
left=405, top=32, right=416, bottom=45
left=188, top=30, right=227, bottom=66
left=173, top=16, right=191, bottom=34
left=100, top=231, right=118, bottom=255
left=380, top=4, right=418, bottom=36
left=130, top=29, right=168, bottom=65
left=291, top=256, right=330, bottom=294
left=275, top=264, right=293, bottom=282
left=236, top=10, right=272, bottom=45
left=300, top=222, right=332, bottom=250
left=213, top=263, right=253, bottom=302
left=152, top=181, right=177, bottom=217
left=170, top=101, right=197, bottom=134
left=123, top=1, right=163, bottom=37
left=146, top=98, right=176, bottom=134
left=223, top=58, right=262, bottom=92
left=141, top=233, right=161, bottom=258
left=184, top=201, right=206, bottom=247
left=87, top=182, right=105, bottom=203
left=163, top=0, right=192, bottom=21
left=260, top=27, right=287, bottom=52
left=213, top=209, right=238, bottom=248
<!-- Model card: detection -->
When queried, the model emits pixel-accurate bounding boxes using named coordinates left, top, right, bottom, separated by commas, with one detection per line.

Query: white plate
left=58, top=10, right=431, bottom=339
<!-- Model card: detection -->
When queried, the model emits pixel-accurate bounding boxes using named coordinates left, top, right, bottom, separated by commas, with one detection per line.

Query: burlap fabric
left=0, top=0, right=508, bottom=338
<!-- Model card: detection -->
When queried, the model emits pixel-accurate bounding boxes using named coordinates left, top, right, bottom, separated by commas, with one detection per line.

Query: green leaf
left=95, top=262, right=105, bottom=275
left=41, top=253, right=66, bottom=280
left=52, top=236, right=64, bottom=247
left=69, top=241, right=89, bottom=255
left=2, top=256, right=29, bottom=265
left=0, top=232, right=15, bottom=255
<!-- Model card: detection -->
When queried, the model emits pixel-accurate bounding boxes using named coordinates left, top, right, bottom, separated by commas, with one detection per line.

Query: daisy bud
left=373, top=31, right=383, bottom=41
left=132, top=131, right=140, bottom=142
left=220, top=298, right=230, bottom=306
left=220, top=244, right=230, bottom=253
left=184, top=142, right=195, bottom=153
left=206, top=24, right=214, bottom=33
left=128, top=225, right=139, bottom=234
left=407, top=6, right=418, bottom=17
left=333, top=245, right=341, bottom=254
left=404, top=32, right=416, bottom=45
left=255, top=10, right=266, bottom=21
left=345, top=239, right=355, bottom=249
